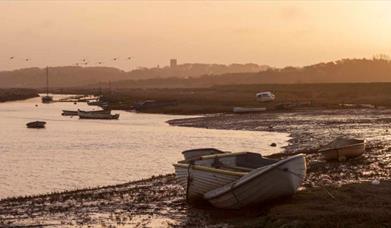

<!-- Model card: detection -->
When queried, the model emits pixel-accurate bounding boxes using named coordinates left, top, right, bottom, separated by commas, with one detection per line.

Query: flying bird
left=127, top=57, right=131, bottom=60
left=113, top=58, right=118, bottom=61
left=82, top=59, right=86, bottom=62
left=25, top=58, right=29, bottom=61
left=10, top=57, right=14, bottom=60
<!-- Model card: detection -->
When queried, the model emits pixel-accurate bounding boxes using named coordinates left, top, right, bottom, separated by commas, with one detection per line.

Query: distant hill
left=0, top=63, right=268, bottom=88
left=2, top=58, right=391, bottom=89
left=104, top=58, right=391, bottom=88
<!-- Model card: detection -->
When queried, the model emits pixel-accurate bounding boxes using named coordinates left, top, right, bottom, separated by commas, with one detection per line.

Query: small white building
left=256, top=91, right=275, bottom=102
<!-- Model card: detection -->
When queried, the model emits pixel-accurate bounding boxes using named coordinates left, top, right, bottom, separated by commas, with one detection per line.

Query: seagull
left=10, top=57, right=14, bottom=60
left=25, top=58, right=29, bottom=61
left=127, top=57, right=131, bottom=60
left=113, top=58, right=118, bottom=61
left=82, top=59, right=86, bottom=62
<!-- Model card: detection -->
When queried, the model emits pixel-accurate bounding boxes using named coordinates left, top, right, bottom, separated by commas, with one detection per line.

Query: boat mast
left=46, top=66, right=49, bottom=96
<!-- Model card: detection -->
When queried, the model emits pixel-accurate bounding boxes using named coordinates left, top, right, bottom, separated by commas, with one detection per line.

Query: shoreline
left=2, top=108, right=391, bottom=226
left=0, top=88, right=39, bottom=103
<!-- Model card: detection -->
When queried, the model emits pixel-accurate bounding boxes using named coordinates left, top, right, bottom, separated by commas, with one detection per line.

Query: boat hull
left=26, top=121, right=46, bottom=129
left=78, top=112, right=119, bottom=120
left=174, top=163, right=244, bottom=202
left=319, top=138, right=365, bottom=160
left=62, top=110, right=78, bottom=116
left=41, top=96, right=53, bottom=103
left=320, top=143, right=365, bottom=160
left=233, top=107, right=267, bottom=113
left=204, top=154, right=306, bottom=209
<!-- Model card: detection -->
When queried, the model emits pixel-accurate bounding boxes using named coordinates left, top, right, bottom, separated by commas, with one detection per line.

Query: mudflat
left=1, top=108, right=391, bottom=227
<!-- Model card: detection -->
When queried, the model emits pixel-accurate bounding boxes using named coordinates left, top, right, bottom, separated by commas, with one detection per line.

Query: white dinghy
left=174, top=163, right=245, bottom=202
left=174, top=152, right=278, bottom=202
left=204, top=154, right=306, bottom=209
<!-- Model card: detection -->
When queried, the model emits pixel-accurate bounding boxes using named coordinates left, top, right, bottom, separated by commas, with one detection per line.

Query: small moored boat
left=204, top=154, right=306, bottom=209
left=26, top=121, right=46, bottom=128
left=319, top=137, right=365, bottom=161
left=61, top=110, right=78, bottom=116
left=78, top=110, right=119, bottom=120
left=233, top=107, right=267, bottom=113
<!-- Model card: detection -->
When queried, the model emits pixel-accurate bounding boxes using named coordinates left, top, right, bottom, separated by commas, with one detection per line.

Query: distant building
left=170, top=59, right=177, bottom=68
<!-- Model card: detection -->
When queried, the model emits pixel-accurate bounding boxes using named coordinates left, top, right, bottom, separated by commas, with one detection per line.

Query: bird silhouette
left=113, top=58, right=118, bottom=61
left=10, top=57, right=14, bottom=60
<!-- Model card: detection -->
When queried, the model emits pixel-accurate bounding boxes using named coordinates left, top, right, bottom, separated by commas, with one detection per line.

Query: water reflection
left=0, top=95, right=290, bottom=198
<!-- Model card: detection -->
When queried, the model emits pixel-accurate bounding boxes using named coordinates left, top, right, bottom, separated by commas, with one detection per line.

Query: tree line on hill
left=0, top=58, right=391, bottom=88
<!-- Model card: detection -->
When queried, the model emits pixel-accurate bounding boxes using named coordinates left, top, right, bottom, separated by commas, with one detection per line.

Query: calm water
left=0, top=95, right=290, bottom=199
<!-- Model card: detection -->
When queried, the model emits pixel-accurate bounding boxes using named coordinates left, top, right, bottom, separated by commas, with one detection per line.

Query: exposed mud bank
left=2, top=109, right=391, bottom=227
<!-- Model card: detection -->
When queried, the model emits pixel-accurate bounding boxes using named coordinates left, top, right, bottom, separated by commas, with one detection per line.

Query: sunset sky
left=1, top=1, right=390, bottom=71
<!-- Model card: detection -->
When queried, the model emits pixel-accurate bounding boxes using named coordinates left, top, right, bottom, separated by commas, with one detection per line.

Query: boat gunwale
left=197, top=152, right=256, bottom=160
left=173, top=163, right=247, bottom=177
left=204, top=154, right=306, bottom=200
left=318, top=141, right=365, bottom=152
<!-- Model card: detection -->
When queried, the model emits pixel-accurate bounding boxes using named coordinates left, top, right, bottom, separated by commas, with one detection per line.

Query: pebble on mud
left=270, top=143, right=277, bottom=147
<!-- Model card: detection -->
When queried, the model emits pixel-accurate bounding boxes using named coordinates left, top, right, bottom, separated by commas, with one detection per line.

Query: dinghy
left=182, top=148, right=228, bottom=161
left=61, top=110, right=78, bottom=116
left=204, top=154, right=306, bottom=209
left=78, top=110, right=119, bottom=120
left=26, top=121, right=46, bottom=129
left=174, top=152, right=278, bottom=202
left=233, top=107, right=267, bottom=113
left=319, top=137, right=365, bottom=161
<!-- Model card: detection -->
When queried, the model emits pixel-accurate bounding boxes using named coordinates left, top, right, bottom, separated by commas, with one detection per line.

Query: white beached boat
left=78, top=110, right=119, bottom=120
left=233, top=107, right=267, bottom=113
left=174, top=152, right=278, bottom=202
left=204, top=154, right=306, bottom=209
left=256, top=91, right=275, bottom=102
left=174, top=163, right=245, bottom=202
left=319, top=137, right=365, bottom=161
left=182, top=148, right=228, bottom=161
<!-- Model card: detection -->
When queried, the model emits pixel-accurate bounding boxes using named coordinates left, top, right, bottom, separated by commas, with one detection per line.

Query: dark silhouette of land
left=92, top=83, right=391, bottom=114
left=0, top=63, right=268, bottom=88
left=1, top=58, right=391, bottom=88
left=0, top=88, right=38, bottom=102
